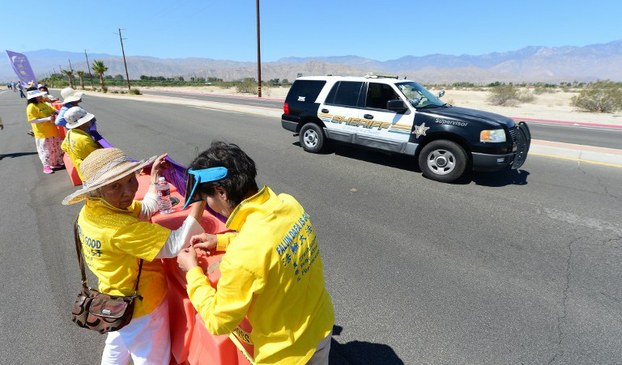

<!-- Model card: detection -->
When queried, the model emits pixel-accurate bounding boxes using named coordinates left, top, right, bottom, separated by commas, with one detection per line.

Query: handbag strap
left=73, top=217, right=143, bottom=297
left=73, top=217, right=88, bottom=287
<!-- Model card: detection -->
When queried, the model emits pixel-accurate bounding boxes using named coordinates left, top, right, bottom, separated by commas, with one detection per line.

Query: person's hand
left=150, top=153, right=169, bottom=183
left=177, top=247, right=199, bottom=272
left=191, top=233, right=217, bottom=252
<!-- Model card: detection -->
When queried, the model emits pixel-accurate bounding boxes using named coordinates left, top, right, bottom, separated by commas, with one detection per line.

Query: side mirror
left=387, top=99, right=408, bottom=113
left=438, top=90, right=445, bottom=98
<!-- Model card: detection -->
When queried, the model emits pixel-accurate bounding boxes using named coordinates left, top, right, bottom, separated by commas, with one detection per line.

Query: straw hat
left=65, top=106, right=95, bottom=129
left=60, top=87, right=83, bottom=104
left=62, top=148, right=156, bottom=205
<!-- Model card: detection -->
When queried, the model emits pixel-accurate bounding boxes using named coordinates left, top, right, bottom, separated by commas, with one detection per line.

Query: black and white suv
left=281, top=75, right=531, bottom=182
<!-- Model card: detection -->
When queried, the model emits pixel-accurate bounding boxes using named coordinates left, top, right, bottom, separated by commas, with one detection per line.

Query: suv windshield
left=396, top=82, right=445, bottom=108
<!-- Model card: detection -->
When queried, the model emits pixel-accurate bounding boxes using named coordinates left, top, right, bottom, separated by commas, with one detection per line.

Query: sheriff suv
left=281, top=75, right=531, bottom=182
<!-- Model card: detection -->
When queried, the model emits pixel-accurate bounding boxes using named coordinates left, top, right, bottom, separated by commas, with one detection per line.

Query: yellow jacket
left=26, top=102, right=59, bottom=139
left=61, top=129, right=101, bottom=180
left=186, top=186, right=334, bottom=364
left=78, top=198, right=171, bottom=318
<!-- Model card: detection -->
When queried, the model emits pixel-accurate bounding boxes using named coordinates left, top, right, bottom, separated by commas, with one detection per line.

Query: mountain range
left=2, top=40, right=622, bottom=84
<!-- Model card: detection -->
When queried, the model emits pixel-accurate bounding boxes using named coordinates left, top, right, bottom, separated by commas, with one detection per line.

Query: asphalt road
left=1, top=91, right=621, bottom=364
left=143, top=90, right=622, bottom=150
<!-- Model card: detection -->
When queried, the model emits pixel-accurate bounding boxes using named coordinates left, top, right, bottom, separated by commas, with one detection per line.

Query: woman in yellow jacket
left=61, top=106, right=101, bottom=180
left=26, top=89, right=63, bottom=174
left=63, top=147, right=207, bottom=365
left=177, top=141, right=334, bottom=364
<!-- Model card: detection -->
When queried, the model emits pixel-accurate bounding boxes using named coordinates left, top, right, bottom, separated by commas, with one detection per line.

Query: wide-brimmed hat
left=62, top=148, right=156, bottom=205
left=61, top=87, right=83, bottom=104
left=65, top=106, right=95, bottom=129
left=26, top=90, right=46, bottom=100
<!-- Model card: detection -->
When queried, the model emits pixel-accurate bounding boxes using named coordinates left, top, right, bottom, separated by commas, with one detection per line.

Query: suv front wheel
left=418, top=140, right=468, bottom=182
left=299, top=123, right=326, bottom=153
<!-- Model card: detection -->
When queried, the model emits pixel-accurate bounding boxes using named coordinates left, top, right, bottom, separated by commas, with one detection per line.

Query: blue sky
left=2, top=0, right=620, bottom=61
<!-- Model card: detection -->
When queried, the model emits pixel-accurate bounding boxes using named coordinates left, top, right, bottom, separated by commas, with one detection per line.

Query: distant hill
left=2, top=40, right=621, bottom=84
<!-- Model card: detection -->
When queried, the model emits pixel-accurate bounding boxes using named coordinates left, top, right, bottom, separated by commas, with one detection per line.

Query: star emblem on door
left=413, top=123, right=430, bottom=139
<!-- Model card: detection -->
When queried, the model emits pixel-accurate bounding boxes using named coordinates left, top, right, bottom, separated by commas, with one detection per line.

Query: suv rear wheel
left=299, top=123, right=326, bottom=153
left=418, top=140, right=468, bottom=182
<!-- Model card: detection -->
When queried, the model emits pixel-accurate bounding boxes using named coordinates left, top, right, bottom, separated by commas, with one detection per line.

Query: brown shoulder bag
left=70, top=219, right=143, bottom=334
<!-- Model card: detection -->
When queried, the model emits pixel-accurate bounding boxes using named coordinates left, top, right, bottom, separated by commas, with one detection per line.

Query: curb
left=513, top=117, right=622, bottom=129
left=530, top=139, right=622, bottom=167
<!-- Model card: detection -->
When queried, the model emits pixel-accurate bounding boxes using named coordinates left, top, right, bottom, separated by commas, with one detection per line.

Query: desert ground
left=100, top=85, right=622, bottom=127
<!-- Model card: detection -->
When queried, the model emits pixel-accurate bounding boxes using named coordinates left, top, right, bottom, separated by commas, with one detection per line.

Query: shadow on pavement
left=294, top=142, right=530, bottom=186
left=0, top=151, right=38, bottom=161
left=329, top=325, right=404, bottom=365
left=470, top=168, right=530, bottom=187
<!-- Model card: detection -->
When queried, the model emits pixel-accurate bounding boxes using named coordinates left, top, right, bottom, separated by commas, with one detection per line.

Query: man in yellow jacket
left=177, top=141, right=334, bottom=364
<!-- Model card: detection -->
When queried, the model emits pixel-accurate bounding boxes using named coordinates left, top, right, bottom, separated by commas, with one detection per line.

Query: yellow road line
left=530, top=152, right=622, bottom=168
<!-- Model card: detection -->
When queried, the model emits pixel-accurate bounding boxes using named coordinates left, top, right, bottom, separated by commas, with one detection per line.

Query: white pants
left=34, top=136, right=64, bottom=167
left=307, top=331, right=332, bottom=365
left=101, top=299, right=171, bottom=365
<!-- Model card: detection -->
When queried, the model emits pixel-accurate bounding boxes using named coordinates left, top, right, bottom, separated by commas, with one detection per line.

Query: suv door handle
left=363, top=114, right=374, bottom=120
left=321, top=108, right=329, bottom=113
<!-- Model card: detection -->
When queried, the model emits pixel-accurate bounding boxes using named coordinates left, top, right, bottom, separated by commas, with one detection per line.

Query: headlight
left=480, top=129, right=506, bottom=143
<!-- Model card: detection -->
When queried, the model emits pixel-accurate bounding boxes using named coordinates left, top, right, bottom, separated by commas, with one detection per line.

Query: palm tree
left=92, top=60, right=108, bottom=90
left=62, top=69, right=75, bottom=88
left=77, top=70, right=85, bottom=89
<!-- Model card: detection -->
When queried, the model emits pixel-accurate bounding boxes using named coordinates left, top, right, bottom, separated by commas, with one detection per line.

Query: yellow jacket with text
left=78, top=198, right=170, bottom=318
left=186, top=186, right=334, bottom=364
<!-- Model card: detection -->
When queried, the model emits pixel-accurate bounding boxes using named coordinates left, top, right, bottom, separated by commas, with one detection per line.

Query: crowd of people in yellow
left=23, top=84, right=335, bottom=365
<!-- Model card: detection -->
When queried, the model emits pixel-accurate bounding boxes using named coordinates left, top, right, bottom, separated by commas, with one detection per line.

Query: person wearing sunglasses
left=177, top=141, right=334, bottom=364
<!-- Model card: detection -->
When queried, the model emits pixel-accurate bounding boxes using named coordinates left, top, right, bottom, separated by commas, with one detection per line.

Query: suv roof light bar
left=364, top=73, right=399, bottom=79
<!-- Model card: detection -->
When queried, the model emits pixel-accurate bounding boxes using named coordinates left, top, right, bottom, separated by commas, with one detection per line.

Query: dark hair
left=189, top=141, right=258, bottom=208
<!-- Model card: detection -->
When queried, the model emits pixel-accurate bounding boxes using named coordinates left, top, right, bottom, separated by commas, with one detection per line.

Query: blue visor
left=182, top=166, right=228, bottom=209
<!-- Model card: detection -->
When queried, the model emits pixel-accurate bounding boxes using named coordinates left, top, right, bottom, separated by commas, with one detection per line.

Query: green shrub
left=517, top=90, right=535, bottom=103
left=129, top=88, right=142, bottom=95
left=570, top=80, right=622, bottom=113
left=487, top=84, right=520, bottom=106
left=235, top=78, right=259, bottom=94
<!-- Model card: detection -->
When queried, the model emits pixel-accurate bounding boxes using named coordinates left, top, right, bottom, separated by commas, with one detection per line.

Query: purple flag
left=6, top=50, right=37, bottom=88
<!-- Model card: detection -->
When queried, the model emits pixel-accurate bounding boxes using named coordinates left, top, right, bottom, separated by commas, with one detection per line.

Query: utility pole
left=256, top=0, right=262, bottom=97
left=84, top=50, right=94, bottom=89
left=68, top=59, right=75, bottom=88
left=118, top=28, right=132, bottom=91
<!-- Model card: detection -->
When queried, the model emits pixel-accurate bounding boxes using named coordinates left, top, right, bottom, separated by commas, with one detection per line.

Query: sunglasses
left=182, top=166, right=228, bottom=209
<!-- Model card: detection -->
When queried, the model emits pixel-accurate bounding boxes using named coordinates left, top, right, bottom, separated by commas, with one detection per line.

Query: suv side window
left=325, top=81, right=363, bottom=107
left=286, top=80, right=326, bottom=103
left=365, top=82, right=400, bottom=110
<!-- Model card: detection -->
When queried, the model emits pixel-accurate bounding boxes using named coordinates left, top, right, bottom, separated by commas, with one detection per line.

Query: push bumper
left=472, top=121, right=531, bottom=171
left=472, top=152, right=516, bottom=171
